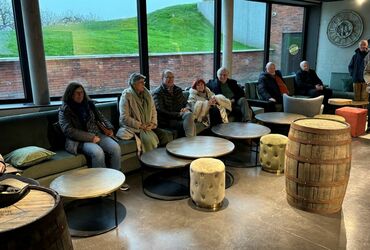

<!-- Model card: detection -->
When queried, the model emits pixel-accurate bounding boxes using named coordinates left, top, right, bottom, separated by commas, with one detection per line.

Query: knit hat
left=128, top=72, right=146, bottom=87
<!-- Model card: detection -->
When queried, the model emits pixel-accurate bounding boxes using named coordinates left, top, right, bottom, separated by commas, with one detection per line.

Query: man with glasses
left=152, top=70, right=196, bottom=137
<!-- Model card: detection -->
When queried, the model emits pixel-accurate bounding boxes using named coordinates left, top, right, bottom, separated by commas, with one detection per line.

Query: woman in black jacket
left=58, top=81, right=129, bottom=190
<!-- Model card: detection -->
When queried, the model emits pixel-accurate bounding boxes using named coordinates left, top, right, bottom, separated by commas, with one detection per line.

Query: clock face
left=327, top=10, right=363, bottom=48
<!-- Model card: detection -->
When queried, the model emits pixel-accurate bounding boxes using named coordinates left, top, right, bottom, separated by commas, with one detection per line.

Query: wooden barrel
left=285, top=118, right=351, bottom=214
left=0, top=185, right=73, bottom=250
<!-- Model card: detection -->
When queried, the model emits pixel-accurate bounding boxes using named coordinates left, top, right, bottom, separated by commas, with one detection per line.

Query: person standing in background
left=348, top=39, right=369, bottom=101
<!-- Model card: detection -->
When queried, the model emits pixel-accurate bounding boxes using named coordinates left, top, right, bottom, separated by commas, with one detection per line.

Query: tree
left=0, top=0, right=14, bottom=30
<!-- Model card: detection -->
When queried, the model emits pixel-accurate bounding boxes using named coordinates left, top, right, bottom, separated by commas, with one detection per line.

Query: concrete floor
left=71, top=137, right=370, bottom=250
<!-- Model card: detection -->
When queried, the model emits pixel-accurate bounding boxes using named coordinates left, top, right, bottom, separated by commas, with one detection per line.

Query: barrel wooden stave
left=285, top=118, right=351, bottom=214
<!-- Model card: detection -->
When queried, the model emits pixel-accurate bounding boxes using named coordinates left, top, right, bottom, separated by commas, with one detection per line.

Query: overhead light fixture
left=356, top=0, right=366, bottom=5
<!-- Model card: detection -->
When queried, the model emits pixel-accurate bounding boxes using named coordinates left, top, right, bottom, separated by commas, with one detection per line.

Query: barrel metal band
left=288, top=134, right=352, bottom=146
left=285, top=151, right=351, bottom=164
left=290, top=123, right=350, bottom=135
left=286, top=191, right=343, bottom=204
left=285, top=174, right=349, bottom=187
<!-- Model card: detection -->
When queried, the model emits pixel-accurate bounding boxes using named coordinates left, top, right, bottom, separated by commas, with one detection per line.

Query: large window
left=0, top=0, right=25, bottom=101
left=147, top=1, right=214, bottom=89
left=270, top=4, right=304, bottom=76
left=229, top=0, right=266, bottom=83
left=39, top=0, right=140, bottom=97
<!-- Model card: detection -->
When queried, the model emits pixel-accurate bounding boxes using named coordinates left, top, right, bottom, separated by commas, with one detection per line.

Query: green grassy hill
left=1, top=4, right=254, bottom=57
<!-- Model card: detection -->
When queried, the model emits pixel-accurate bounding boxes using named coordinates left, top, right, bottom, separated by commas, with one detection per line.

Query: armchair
left=283, top=94, right=324, bottom=117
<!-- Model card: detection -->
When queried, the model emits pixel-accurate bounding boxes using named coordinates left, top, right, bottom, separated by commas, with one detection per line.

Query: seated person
left=295, top=60, right=332, bottom=104
left=257, top=62, right=288, bottom=110
left=116, top=73, right=171, bottom=153
left=58, top=81, right=129, bottom=191
left=207, top=67, right=253, bottom=122
left=188, top=78, right=231, bottom=127
left=0, top=154, right=5, bottom=174
left=152, top=70, right=196, bottom=137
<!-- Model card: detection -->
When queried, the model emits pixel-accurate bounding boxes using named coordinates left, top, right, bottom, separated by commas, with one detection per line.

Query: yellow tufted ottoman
left=190, top=158, right=225, bottom=211
left=259, top=134, right=288, bottom=174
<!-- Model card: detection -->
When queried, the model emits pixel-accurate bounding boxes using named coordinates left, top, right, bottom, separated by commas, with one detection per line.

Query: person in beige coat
left=188, top=78, right=231, bottom=127
left=117, top=73, right=171, bottom=153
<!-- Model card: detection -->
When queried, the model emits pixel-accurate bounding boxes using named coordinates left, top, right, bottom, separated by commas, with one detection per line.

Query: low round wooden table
left=328, top=98, right=369, bottom=109
left=166, top=136, right=235, bottom=158
left=166, top=136, right=235, bottom=188
left=140, top=148, right=192, bottom=200
left=50, top=168, right=126, bottom=237
left=212, top=122, right=271, bottom=167
left=255, top=112, right=306, bottom=135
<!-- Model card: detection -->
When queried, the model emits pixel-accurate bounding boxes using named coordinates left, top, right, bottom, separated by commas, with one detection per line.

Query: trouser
left=353, top=82, right=368, bottom=101
left=161, top=112, right=196, bottom=137
left=307, top=87, right=333, bottom=105
left=231, top=97, right=253, bottom=122
left=81, top=134, right=121, bottom=170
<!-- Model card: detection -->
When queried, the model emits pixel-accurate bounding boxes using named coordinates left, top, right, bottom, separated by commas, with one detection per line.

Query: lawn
left=0, top=4, right=254, bottom=58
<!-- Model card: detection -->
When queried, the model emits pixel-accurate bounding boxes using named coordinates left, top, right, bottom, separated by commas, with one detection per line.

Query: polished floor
left=71, top=137, right=370, bottom=250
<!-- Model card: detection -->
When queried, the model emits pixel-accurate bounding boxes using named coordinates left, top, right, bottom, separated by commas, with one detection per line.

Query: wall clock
left=327, top=10, right=363, bottom=48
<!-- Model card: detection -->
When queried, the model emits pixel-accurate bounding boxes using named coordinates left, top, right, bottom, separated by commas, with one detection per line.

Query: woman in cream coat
left=188, top=78, right=231, bottom=127
left=117, top=73, right=170, bottom=153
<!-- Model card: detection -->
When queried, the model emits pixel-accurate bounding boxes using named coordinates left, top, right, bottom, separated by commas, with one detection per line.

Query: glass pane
left=230, top=0, right=266, bottom=83
left=0, top=0, right=25, bottom=100
left=39, top=0, right=139, bottom=97
left=147, top=1, right=214, bottom=89
left=270, top=4, right=304, bottom=76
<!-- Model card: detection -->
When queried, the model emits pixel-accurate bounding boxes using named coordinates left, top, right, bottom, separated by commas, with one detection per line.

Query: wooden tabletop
left=166, top=136, right=235, bottom=159
left=140, top=147, right=192, bottom=169
left=212, top=122, right=271, bottom=139
left=255, top=112, right=306, bottom=125
left=328, top=98, right=369, bottom=107
left=50, top=168, right=125, bottom=199
left=0, top=186, right=55, bottom=232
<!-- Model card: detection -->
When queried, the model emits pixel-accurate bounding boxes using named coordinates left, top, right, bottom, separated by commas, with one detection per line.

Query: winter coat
left=348, top=48, right=369, bottom=83
left=152, top=84, right=189, bottom=126
left=58, top=101, right=113, bottom=155
left=295, top=69, right=323, bottom=95
left=257, top=70, right=285, bottom=104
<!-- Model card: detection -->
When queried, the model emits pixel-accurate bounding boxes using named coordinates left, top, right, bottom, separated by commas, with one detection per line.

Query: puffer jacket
left=58, top=101, right=113, bottom=155
left=152, top=84, right=189, bottom=126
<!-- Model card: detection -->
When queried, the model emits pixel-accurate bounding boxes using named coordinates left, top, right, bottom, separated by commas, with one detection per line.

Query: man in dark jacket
left=295, top=61, right=332, bottom=104
left=207, top=67, right=252, bottom=122
left=348, top=39, right=369, bottom=101
left=152, top=70, right=196, bottom=137
left=257, top=62, right=288, bottom=111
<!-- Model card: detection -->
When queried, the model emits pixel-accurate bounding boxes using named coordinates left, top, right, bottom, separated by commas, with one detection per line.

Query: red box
left=335, top=107, right=367, bottom=137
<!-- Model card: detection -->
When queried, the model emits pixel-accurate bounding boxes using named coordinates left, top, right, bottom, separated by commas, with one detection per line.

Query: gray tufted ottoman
left=190, top=158, right=225, bottom=211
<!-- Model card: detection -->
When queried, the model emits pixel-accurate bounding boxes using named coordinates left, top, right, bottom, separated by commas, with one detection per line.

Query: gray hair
left=300, top=61, right=308, bottom=69
left=359, top=39, right=368, bottom=46
left=265, top=62, right=275, bottom=71
left=161, top=69, right=173, bottom=81
left=217, top=67, right=229, bottom=78
left=128, top=72, right=146, bottom=86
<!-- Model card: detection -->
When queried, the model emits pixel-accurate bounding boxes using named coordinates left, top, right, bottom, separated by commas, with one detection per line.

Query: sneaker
left=120, top=183, right=130, bottom=191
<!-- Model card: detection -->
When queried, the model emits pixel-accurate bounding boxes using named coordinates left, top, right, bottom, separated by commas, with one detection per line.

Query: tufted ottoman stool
left=190, top=158, right=225, bottom=211
left=259, top=134, right=288, bottom=174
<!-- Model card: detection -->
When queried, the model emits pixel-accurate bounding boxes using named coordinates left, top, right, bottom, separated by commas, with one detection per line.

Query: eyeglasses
left=165, top=76, right=174, bottom=79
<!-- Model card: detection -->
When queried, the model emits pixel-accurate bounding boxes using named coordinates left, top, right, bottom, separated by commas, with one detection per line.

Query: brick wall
left=0, top=50, right=264, bottom=99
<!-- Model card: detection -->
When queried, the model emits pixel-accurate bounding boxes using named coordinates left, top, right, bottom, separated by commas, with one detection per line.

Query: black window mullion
left=213, top=0, right=222, bottom=79
left=263, top=3, right=272, bottom=68
left=137, top=0, right=149, bottom=89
